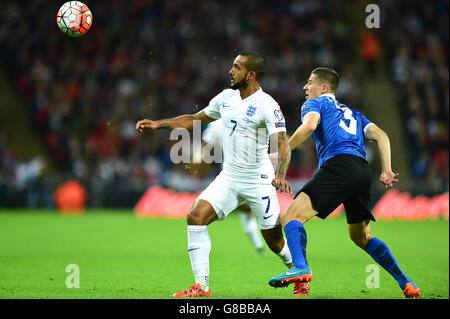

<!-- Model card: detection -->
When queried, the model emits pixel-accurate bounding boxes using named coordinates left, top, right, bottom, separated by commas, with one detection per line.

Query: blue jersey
left=301, top=94, right=374, bottom=169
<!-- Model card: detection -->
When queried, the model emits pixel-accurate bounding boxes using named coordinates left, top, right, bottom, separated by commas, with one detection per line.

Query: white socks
left=187, top=225, right=211, bottom=291
left=240, top=213, right=264, bottom=251
left=277, top=240, right=293, bottom=268
left=187, top=224, right=292, bottom=292
left=240, top=213, right=292, bottom=269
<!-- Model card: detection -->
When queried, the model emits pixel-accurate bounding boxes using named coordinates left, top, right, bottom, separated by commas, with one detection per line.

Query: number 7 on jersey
left=229, top=120, right=237, bottom=136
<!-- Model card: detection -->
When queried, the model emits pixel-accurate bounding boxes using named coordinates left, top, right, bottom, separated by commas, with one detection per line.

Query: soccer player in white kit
left=202, top=119, right=280, bottom=257
left=136, top=53, right=294, bottom=297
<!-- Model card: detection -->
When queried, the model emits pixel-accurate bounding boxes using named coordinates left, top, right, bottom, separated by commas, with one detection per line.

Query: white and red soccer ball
left=56, top=1, right=93, bottom=37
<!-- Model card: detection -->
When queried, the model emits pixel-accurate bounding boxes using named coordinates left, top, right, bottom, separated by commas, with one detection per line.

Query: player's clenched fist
left=379, top=171, right=399, bottom=189
left=136, top=119, right=158, bottom=133
left=271, top=174, right=292, bottom=194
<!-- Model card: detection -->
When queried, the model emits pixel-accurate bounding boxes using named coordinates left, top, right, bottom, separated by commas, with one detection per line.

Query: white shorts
left=196, top=173, right=281, bottom=230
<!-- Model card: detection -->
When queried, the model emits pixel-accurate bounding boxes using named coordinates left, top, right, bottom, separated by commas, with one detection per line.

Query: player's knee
left=187, top=200, right=218, bottom=225
left=187, top=209, right=207, bottom=225
left=281, top=212, right=308, bottom=228
left=282, top=202, right=315, bottom=227
left=281, top=210, right=297, bottom=227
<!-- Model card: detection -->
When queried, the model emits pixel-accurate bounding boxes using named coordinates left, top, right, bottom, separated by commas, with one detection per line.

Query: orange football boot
left=402, top=282, right=420, bottom=298
left=172, top=283, right=211, bottom=298
left=293, top=281, right=310, bottom=296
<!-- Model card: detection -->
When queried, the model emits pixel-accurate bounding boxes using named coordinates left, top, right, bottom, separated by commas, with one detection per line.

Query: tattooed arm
left=270, top=131, right=292, bottom=194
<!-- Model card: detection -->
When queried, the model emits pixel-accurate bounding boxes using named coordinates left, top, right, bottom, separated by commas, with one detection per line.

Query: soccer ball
left=56, top=1, right=93, bottom=37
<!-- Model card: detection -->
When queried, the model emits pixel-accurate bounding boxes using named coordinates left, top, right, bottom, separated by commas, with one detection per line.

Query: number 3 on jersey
left=339, top=107, right=357, bottom=135
left=327, top=97, right=357, bottom=135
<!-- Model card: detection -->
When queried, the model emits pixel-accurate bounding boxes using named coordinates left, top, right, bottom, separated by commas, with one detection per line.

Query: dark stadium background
left=0, top=0, right=448, bottom=209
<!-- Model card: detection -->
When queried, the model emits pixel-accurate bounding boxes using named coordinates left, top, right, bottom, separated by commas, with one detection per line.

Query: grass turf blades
left=0, top=209, right=448, bottom=299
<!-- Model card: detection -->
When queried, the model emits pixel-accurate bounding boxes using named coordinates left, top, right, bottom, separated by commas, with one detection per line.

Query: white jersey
left=202, top=88, right=286, bottom=184
left=202, top=118, right=224, bottom=148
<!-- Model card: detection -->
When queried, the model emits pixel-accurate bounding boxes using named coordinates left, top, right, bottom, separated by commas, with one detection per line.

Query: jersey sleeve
left=358, top=112, right=375, bottom=135
left=202, top=120, right=222, bottom=145
left=300, top=98, right=321, bottom=122
left=263, top=104, right=287, bottom=135
left=202, top=91, right=223, bottom=120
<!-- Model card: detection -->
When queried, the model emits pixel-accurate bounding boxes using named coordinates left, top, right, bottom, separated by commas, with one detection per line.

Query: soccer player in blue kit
left=268, top=67, right=420, bottom=298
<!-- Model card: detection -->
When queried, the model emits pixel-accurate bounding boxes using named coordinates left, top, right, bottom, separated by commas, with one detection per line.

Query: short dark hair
left=311, top=67, right=339, bottom=93
left=239, top=53, right=266, bottom=82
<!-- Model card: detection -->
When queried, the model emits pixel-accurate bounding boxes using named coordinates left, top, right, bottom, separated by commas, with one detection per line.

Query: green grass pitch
left=0, top=209, right=448, bottom=299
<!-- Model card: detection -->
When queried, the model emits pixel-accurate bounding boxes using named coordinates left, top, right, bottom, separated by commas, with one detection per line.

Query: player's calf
left=261, top=226, right=285, bottom=253
left=348, top=220, right=373, bottom=250
left=261, top=227, right=293, bottom=268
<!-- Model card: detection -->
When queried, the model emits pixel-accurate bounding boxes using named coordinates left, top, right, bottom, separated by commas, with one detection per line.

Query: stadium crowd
left=0, top=0, right=447, bottom=207
left=382, top=0, right=449, bottom=196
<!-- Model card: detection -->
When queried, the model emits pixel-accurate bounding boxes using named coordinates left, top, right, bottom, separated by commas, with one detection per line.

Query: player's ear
left=321, top=83, right=329, bottom=94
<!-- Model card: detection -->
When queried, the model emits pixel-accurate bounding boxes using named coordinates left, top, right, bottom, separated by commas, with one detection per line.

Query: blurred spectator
left=382, top=0, right=449, bottom=196
left=359, top=29, right=382, bottom=73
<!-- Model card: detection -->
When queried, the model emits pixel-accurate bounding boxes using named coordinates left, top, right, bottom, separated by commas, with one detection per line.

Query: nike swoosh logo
left=188, top=248, right=200, bottom=252
left=286, top=270, right=306, bottom=275
left=263, top=215, right=273, bottom=220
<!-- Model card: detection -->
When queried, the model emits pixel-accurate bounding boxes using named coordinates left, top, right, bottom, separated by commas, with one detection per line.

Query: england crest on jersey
left=246, top=105, right=257, bottom=117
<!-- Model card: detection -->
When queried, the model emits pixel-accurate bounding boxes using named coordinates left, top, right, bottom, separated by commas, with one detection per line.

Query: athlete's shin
left=261, top=229, right=293, bottom=268
left=365, top=237, right=410, bottom=290
left=284, top=220, right=309, bottom=269
left=277, top=240, right=294, bottom=268
left=187, top=225, right=211, bottom=291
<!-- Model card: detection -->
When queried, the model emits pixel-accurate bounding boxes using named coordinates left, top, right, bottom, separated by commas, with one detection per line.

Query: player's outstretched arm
left=288, top=113, right=320, bottom=150
left=271, top=131, right=292, bottom=194
left=136, top=111, right=215, bottom=133
left=365, top=124, right=399, bottom=189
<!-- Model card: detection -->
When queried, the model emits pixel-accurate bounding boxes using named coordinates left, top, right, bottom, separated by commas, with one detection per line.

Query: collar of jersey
left=320, top=93, right=336, bottom=99
left=240, top=87, right=263, bottom=101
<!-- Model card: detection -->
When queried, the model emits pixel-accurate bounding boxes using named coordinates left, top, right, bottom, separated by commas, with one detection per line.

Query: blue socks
left=365, top=237, right=410, bottom=290
left=284, top=220, right=309, bottom=269
left=284, top=221, right=411, bottom=290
